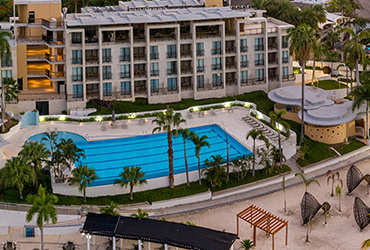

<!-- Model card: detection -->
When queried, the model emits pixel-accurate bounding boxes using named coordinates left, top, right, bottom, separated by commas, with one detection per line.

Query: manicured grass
left=310, top=80, right=348, bottom=90
left=333, top=139, right=365, bottom=155
left=0, top=165, right=291, bottom=206
left=87, top=91, right=275, bottom=115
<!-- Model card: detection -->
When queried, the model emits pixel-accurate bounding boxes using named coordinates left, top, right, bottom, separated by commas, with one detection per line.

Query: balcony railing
left=86, top=73, right=99, bottom=81
left=46, top=53, right=64, bottom=62
left=150, top=70, right=159, bottom=76
left=197, top=83, right=224, bottom=91
left=167, top=69, right=177, bottom=75
left=240, top=46, right=248, bottom=53
left=102, top=73, right=112, bottom=80
left=134, top=71, right=146, bottom=78
left=212, top=48, right=222, bottom=55
left=255, top=60, right=265, bottom=66
left=181, top=83, right=193, bottom=91
left=268, top=59, right=278, bottom=65
left=71, top=75, right=83, bottom=82
left=268, top=44, right=278, bottom=50
left=241, top=28, right=263, bottom=36
left=150, top=53, right=159, bottom=60
left=86, top=56, right=98, bottom=64
left=120, top=72, right=130, bottom=79
left=212, top=64, right=222, bottom=70
left=254, top=45, right=264, bottom=51
left=120, top=55, right=130, bottom=62
left=282, top=57, right=289, bottom=63
left=241, top=78, right=266, bottom=86
left=181, top=51, right=192, bottom=57
left=282, top=74, right=296, bottom=82
left=226, top=62, right=235, bottom=69
left=241, top=61, right=248, bottom=68
left=282, top=42, right=289, bottom=49
left=197, top=66, right=204, bottom=72
left=167, top=52, right=177, bottom=59
left=150, top=87, right=179, bottom=96
left=102, top=56, right=112, bottom=63
left=134, top=53, right=146, bottom=61
left=181, top=66, right=192, bottom=74
left=226, top=47, right=235, bottom=54
left=226, top=79, right=236, bottom=85
left=196, top=50, right=204, bottom=56
left=72, top=57, right=82, bottom=64
left=269, top=74, right=279, bottom=81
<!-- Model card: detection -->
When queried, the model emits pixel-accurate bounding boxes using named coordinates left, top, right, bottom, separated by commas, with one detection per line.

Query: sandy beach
left=168, top=159, right=370, bottom=250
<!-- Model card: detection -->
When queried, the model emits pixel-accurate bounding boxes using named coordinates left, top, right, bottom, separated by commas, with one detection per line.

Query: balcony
left=226, top=47, right=236, bottom=54
left=42, top=35, right=64, bottom=46
left=181, top=82, right=193, bottom=91
left=167, top=52, right=177, bottom=59
left=226, top=62, right=235, bottom=69
left=150, top=53, right=159, bottom=60
left=120, top=55, right=130, bottom=62
left=86, top=73, right=99, bottom=81
left=72, top=57, right=82, bottom=65
left=282, top=74, right=296, bottom=82
left=86, top=90, right=100, bottom=100
left=120, top=72, right=130, bottom=79
left=282, top=42, right=289, bottom=49
left=150, top=70, right=159, bottom=77
left=240, top=61, right=248, bottom=68
left=45, top=53, right=64, bottom=63
left=282, top=57, right=289, bottom=63
left=268, top=44, right=278, bottom=50
left=268, top=58, right=278, bottom=65
left=181, top=50, right=192, bottom=58
left=119, top=91, right=132, bottom=98
left=150, top=34, right=176, bottom=42
left=167, top=69, right=177, bottom=76
left=86, top=56, right=98, bottom=64
left=226, top=78, right=236, bottom=85
left=197, top=83, right=223, bottom=91
left=41, top=19, right=62, bottom=29
left=151, top=87, right=179, bottom=96
left=254, top=45, right=264, bottom=51
left=133, top=34, right=145, bottom=43
left=181, top=66, right=192, bottom=74
left=134, top=53, right=146, bottom=61
left=134, top=70, right=146, bottom=78
left=255, top=60, right=265, bottom=66
left=197, top=66, right=204, bottom=73
left=196, top=50, right=204, bottom=57
left=212, top=64, right=222, bottom=71
left=241, top=28, right=263, bottom=36
left=180, top=33, right=192, bottom=40
left=269, top=74, right=279, bottom=81
left=241, top=78, right=265, bottom=86
left=212, top=48, right=222, bottom=55
left=240, top=46, right=248, bottom=53
left=196, top=31, right=221, bottom=39
left=102, top=73, right=112, bottom=80
left=102, top=56, right=112, bottom=63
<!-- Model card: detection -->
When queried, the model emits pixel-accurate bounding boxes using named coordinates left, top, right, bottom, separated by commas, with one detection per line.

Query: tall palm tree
left=326, top=170, right=342, bottom=197
left=19, top=141, right=49, bottom=187
left=0, top=31, right=12, bottom=133
left=26, top=185, right=58, bottom=250
left=246, top=129, right=267, bottom=177
left=100, top=201, right=119, bottom=216
left=41, top=131, right=58, bottom=156
left=68, top=164, right=98, bottom=203
left=1, top=78, right=19, bottom=132
left=351, top=71, right=370, bottom=139
left=203, top=155, right=226, bottom=188
left=0, top=156, right=34, bottom=199
left=152, top=109, right=186, bottom=188
left=288, top=24, right=316, bottom=145
left=282, top=174, right=287, bottom=213
left=131, top=208, right=149, bottom=220
left=190, top=133, right=210, bottom=185
left=325, top=30, right=340, bottom=50
left=295, top=172, right=320, bottom=193
left=342, top=27, right=370, bottom=87
left=335, top=184, right=343, bottom=212
left=175, top=128, right=192, bottom=186
left=57, top=138, right=85, bottom=169
left=269, top=109, right=290, bottom=167
left=115, top=166, right=147, bottom=200
left=311, top=39, right=325, bottom=85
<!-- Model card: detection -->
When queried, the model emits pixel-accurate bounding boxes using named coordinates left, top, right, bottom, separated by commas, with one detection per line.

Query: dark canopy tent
left=82, top=213, right=238, bottom=250
left=353, top=197, right=370, bottom=231
left=346, top=165, right=370, bottom=194
left=300, top=192, right=331, bottom=225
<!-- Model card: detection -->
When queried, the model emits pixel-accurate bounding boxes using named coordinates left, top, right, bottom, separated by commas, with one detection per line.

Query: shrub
left=323, top=66, right=332, bottom=74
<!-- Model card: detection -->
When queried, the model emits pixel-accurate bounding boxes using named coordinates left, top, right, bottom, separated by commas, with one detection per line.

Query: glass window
left=282, top=51, right=289, bottom=63
left=212, top=41, right=222, bottom=55
left=212, top=57, right=222, bottom=70
left=167, top=77, right=177, bottom=90
left=150, top=62, right=159, bottom=76
left=103, top=82, right=112, bottom=96
left=255, top=37, right=264, bottom=51
left=241, top=70, right=248, bottom=83
left=150, top=79, right=159, bottom=92
left=1, top=70, right=12, bottom=79
left=197, top=59, right=204, bottom=72
left=255, top=68, right=265, bottom=81
left=255, top=53, right=264, bottom=66
left=150, top=46, right=159, bottom=60
left=240, top=55, right=248, bottom=67
left=102, top=49, right=111, bottom=63
left=240, top=39, right=248, bottom=52
left=212, top=73, right=222, bottom=86
left=282, top=66, right=289, bottom=77
left=72, top=67, right=82, bottom=81
left=167, top=45, right=177, bottom=58
left=120, top=64, right=130, bottom=79
left=103, top=66, right=112, bottom=79
left=167, top=61, right=177, bottom=75
left=73, top=84, right=83, bottom=98
left=196, top=42, right=204, bottom=56
left=121, top=81, right=131, bottom=95
left=197, top=75, right=204, bottom=88
left=282, top=36, right=288, bottom=48
left=1, top=53, right=12, bottom=67
left=71, top=32, right=82, bottom=44
left=120, top=48, right=130, bottom=62
left=72, top=50, right=82, bottom=64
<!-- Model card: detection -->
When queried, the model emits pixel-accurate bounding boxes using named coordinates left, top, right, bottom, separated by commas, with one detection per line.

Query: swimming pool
left=28, top=131, right=87, bottom=151
left=28, top=125, right=252, bottom=186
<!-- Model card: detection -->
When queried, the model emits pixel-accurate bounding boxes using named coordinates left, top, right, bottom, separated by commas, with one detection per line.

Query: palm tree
left=240, top=239, right=255, bottom=250
left=189, top=133, right=210, bottom=185
left=1, top=78, right=19, bottom=132
left=342, top=27, right=370, bottom=87
left=362, top=239, right=370, bottom=249
left=26, top=185, right=58, bottom=250
left=152, top=109, right=186, bottom=188
left=351, top=72, right=370, bottom=139
left=41, top=131, right=58, bottom=156
left=295, top=173, right=320, bottom=193
left=68, top=164, right=98, bottom=203
left=282, top=174, right=287, bottom=213
left=325, top=30, right=340, bottom=50
left=0, top=156, right=34, bottom=199
left=288, top=24, right=316, bottom=145
left=311, top=39, right=325, bottom=85
left=131, top=208, right=149, bottom=220
left=203, top=155, right=226, bottom=188
left=335, top=184, right=342, bottom=212
left=115, top=166, right=147, bottom=200
left=56, top=138, right=85, bottom=169
left=0, top=31, right=12, bottom=133
left=100, top=201, right=120, bottom=216
left=246, top=129, right=267, bottom=177
left=175, top=128, right=192, bottom=186
left=249, top=0, right=266, bottom=9
left=326, top=170, right=341, bottom=197
left=19, top=141, right=49, bottom=187
left=269, top=109, right=290, bottom=167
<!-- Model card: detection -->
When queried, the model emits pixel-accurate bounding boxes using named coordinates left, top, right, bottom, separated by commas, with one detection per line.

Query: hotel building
left=8, top=0, right=295, bottom=115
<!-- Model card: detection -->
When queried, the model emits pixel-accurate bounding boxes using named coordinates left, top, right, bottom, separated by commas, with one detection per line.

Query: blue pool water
left=28, top=125, right=252, bottom=186
left=28, top=131, right=87, bottom=151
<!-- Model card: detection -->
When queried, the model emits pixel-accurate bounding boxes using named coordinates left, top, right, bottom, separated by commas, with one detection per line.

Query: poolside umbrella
left=112, top=110, right=116, bottom=124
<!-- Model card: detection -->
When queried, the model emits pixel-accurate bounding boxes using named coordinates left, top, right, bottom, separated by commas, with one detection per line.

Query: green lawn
left=0, top=166, right=291, bottom=206
left=333, top=140, right=365, bottom=155
left=87, top=91, right=275, bottom=115
left=310, top=80, right=348, bottom=90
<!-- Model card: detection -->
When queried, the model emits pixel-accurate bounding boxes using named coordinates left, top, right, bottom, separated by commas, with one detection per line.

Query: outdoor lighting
left=129, top=113, right=136, bottom=119
left=192, top=106, right=199, bottom=112
left=81, top=232, right=85, bottom=236
left=58, top=115, right=66, bottom=121
left=224, top=102, right=231, bottom=108
left=95, top=116, right=103, bottom=122
left=243, top=103, right=251, bottom=108
left=256, top=111, right=263, bottom=120
left=86, top=234, right=91, bottom=239
left=39, top=116, right=45, bottom=122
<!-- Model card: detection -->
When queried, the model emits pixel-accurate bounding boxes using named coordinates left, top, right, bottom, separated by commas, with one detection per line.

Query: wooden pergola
left=236, top=204, right=288, bottom=250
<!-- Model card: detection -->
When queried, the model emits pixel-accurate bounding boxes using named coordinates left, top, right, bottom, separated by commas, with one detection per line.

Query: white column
left=138, top=239, right=142, bottom=250
left=147, top=242, right=151, bottom=250
left=229, top=244, right=234, bottom=250
left=120, top=239, right=123, bottom=249
left=164, top=244, right=168, bottom=250
left=93, top=235, right=95, bottom=246
left=87, top=234, right=91, bottom=250
left=112, top=236, right=116, bottom=250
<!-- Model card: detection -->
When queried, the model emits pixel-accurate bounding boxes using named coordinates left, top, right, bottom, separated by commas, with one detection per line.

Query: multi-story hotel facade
left=7, top=0, right=295, bottom=115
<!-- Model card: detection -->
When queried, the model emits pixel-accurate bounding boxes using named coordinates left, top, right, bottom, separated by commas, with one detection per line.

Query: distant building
left=8, top=0, right=295, bottom=115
